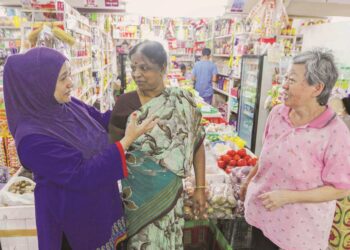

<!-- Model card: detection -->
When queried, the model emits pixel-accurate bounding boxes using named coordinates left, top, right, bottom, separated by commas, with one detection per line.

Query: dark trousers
left=251, top=227, right=280, bottom=250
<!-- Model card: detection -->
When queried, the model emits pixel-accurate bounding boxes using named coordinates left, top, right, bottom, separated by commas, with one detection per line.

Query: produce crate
left=0, top=205, right=37, bottom=250
left=217, top=217, right=252, bottom=250
left=184, top=220, right=232, bottom=250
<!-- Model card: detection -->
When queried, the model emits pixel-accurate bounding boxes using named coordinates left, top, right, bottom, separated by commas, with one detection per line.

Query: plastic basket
left=217, top=217, right=252, bottom=250
left=184, top=220, right=232, bottom=250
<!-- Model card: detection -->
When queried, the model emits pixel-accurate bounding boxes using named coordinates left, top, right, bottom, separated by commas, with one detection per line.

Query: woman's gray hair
left=292, top=48, right=338, bottom=105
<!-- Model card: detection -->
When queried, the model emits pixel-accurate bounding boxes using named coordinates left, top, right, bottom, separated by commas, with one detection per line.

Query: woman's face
left=54, top=61, right=73, bottom=104
left=130, top=51, right=165, bottom=92
left=282, top=64, right=323, bottom=108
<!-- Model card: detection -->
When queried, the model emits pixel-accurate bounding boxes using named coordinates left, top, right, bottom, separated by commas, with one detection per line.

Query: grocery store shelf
left=278, top=35, right=296, bottom=39
left=0, top=26, right=20, bottom=29
left=66, top=13, right=90, bottom=26
left=71, top=28, right=91, bottom=37
left=87, top=94, right=98, bottom=105
left=102, top=63, right=112, bottom=70
left=0, top=38, right=20, bottom=41
left=176, top=59, right=193, bottom=62
left=21, top=9, right=64, bottom=13
left=103, top=79, right=112, bottom=93
left=218, top=72, right=230, bottom=77
left=213, top=54, right=231, bottom=58
left=214, top=34, right=232, bottom=39
left=244, top=102, right=255, bottom=108
left=70, top=56, right=90, bottom=60
left=243, top=111, right=254, bottom=119
left=232, top=75, right=241, bottom=80
left=78, top=85, right=95, bottom=99
left=213, top=87, right=229, bottom=97
left=72, top=64, right=92, bottom=75
left=114, top=37, right=140, bottom=40
left=169, top=53, right=189, bottom=56
left=196, top=38, right=213, bottom=42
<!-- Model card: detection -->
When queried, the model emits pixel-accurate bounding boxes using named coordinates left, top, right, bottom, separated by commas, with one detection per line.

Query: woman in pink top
left=240, top=49, right=350, bottom=250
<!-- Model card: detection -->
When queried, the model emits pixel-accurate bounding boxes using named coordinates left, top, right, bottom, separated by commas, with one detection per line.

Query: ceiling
left=1, top=0, right=350, bottom=17
left=241, top=0, right=350, bottom=17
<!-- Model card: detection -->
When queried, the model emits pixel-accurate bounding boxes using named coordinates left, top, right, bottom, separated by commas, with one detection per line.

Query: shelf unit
left=202, top=16, right=252, bottom=126
left=90, top=14, right=116, bottom=112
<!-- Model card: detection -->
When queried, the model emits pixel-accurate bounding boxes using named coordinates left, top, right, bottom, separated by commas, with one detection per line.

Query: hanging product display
left=246, top=0, right=289, bottom=37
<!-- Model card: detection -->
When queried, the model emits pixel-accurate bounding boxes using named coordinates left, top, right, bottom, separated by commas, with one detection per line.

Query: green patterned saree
left=121, top=87, right=205, bottom=249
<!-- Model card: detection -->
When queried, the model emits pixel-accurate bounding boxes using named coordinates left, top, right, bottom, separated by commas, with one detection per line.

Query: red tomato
left=222, top=154, right=232, bottom=163
left=237, top=149, right=247, bottom=157
left=244, top=155, right=251, bottom=162
left=225, top=167, right=232, bottom=174
left=217, top=160, right=226, bottom=168
left=247, top=159, right=253, bottom=166
left=233, top=154, right=241, bottom=161
left=229, top=159, right=237, bottom=166
left=237, top=159, right=247, bottom=166
left=227, top=150, right=236, bottom=157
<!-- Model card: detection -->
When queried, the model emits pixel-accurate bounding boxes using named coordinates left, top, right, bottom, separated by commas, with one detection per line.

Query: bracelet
left=195, top=185, right=207, bottom=189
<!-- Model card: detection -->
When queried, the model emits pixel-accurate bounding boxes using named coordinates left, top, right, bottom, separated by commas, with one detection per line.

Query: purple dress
left=17, top=102, right=127, bottom=250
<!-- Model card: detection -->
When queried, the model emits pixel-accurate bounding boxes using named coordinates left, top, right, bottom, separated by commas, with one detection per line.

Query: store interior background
left=1, top=0, right=350, bottom=249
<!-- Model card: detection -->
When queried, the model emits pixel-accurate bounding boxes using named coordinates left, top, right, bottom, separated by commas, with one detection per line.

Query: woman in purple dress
left=3, top=47, right=157, bottom=250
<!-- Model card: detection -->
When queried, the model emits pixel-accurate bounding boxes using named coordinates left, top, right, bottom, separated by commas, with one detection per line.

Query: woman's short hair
left=129, top=40, right=167, bottom=69
left=292, top=48, right=338, bottom=105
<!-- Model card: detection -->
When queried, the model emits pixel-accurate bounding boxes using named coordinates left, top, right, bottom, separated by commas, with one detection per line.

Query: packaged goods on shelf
left=0, top=138, right=7, bottom=167
left=5, top=136, right=21, bottom=176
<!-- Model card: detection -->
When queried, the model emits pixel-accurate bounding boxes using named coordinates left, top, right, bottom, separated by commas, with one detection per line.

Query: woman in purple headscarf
left=3, top=47, right=157, bottom=250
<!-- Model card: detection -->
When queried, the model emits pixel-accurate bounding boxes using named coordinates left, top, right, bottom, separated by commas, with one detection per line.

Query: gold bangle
left=195, top=185, right=207, bottom=189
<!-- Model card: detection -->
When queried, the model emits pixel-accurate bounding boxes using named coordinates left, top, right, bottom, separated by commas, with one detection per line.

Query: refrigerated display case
left=237, top=55, right=274, bottom=154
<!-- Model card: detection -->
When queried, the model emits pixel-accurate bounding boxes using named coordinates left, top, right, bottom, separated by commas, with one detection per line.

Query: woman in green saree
left=109, top=40, right=206, bottom=250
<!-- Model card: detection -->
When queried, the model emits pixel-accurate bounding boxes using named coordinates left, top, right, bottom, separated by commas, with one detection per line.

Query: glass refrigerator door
left=237, top=57, right=260, bottom=149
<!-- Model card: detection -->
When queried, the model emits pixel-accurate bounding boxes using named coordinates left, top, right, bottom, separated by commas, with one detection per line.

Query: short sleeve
left=262, top=105, right=280, bottom=144
left=109, top=91, right=141, bottom=130
left=192, top=63, right=197, bottom=77
left=212, top=63, right=218, bottom=75
left=110, top=98, right=129, bottom=130
left=321, top=121, right=350, bottom=189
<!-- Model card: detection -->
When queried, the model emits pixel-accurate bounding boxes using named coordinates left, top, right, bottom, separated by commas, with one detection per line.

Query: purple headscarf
left=3, top=47, right=109, bottom=158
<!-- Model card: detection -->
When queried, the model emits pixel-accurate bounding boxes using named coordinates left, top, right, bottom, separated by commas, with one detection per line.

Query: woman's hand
left=239, top=182, right=249, bottom=201
left=120, top=112, right=158, bottom=150
left=259, top=190, right=293, bottom=211
left=192, top=188, right=207, bottom=220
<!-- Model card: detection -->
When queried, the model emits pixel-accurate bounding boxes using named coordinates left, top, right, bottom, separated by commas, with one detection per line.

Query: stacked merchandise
left=0, top=7, right=22, bottom=58
left=90, top=13, right=116, bottom=111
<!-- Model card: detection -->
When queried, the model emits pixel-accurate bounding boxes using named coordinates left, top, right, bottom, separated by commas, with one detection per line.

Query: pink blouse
left=244, top=104, right=350, bottom=250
